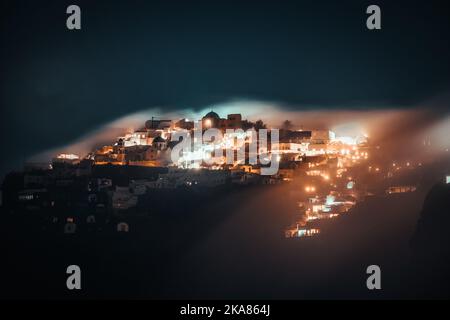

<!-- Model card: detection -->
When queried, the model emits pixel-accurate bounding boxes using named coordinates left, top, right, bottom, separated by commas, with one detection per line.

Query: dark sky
left=1, top=0, right=450, bottom=174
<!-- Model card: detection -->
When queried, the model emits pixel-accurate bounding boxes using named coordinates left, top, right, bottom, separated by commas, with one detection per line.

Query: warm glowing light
left=57, top=153, right=79, bottom=160
left=297, top=228, right=320, bottom=238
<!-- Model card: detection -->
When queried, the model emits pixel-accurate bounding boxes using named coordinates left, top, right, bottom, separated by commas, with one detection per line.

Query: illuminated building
left=285, top=226, right=320, bottom=238
left=386, top=185, right=417, bottom=194
left=202, top=111, right=221, bottom=129
left=123, top=130, right=158, bottom=147
left=311, top=130, right=335, bottom=143
left=202, top=111, right=243, bottom=131
left=52, top=153, right=80, bottom=165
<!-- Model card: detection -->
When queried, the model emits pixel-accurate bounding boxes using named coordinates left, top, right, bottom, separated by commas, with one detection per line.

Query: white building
left=311, top=130, right=335, bottom=143
left=122, top=129, right=168, bottom=148
left=52, top=153, right=80, bottom=165
left=123, top=130, right=153, bottom=147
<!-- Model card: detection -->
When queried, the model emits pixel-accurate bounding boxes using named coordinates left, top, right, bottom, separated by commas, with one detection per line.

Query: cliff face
left=411, top=182, right=450, bottom=258
left=410, top=181, right=450, bottom=297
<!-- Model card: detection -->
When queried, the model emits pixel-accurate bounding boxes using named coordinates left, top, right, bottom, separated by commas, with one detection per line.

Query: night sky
left=1, top=0, right=450, bottom=175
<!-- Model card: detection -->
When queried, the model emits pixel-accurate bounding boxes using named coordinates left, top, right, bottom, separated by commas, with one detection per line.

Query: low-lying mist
left=28, top=99, right=450, bottom=165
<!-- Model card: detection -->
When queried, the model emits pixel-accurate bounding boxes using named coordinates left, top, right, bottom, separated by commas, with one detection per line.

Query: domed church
left=202, top=110, right=221, bottom=128
left=201, top=110, right=242, bottom=130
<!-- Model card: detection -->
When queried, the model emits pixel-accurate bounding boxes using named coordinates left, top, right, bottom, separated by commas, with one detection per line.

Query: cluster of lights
left=297, top=228, right=320, bottom=238
left=57, top=153, right=79, bottom=160
left=351, top=151, right=368, bottom=161
left=308, top=162, right=321, bottom=168
left=305, top=186, right=316, bottom=193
